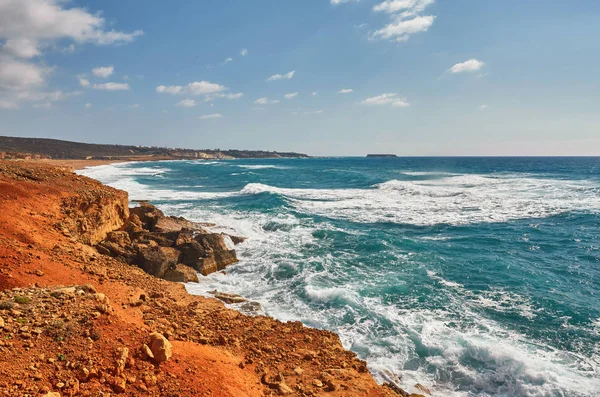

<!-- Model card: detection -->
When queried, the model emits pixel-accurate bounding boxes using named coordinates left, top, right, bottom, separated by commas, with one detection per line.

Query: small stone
left=415, top=384, right=431, bottom=395
left=325, top=380, right=337, bottom=391
left=113, top=377, right=126, bottom=393
left=277, top=382, right=293, bottom=395
left=141, top=344, right=154, bottom=360
left=312, top=379, right=323, bottom=388
left=56, top=381, right=65, bottom=389
left=78, top=368, right=90, bottom=382
left=293, top=367, right=304, bottom=376
left=149, top=332, right=172, bottom=363
left=34, top=270, right=44, bottom=277
left=114, top=347, right=129, bottom=375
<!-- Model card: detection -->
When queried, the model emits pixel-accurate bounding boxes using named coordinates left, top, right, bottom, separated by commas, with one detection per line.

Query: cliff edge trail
left=0, top=161, right=426, bottom=397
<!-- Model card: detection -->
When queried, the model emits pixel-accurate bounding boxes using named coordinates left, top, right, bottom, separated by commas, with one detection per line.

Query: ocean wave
left=83, top=164, right=600, bottom=227
left=235, top=174, right=600, bottom=226
left=170, top=203, right=600, bottom=397
left=237, top=164, right=290, bottom=170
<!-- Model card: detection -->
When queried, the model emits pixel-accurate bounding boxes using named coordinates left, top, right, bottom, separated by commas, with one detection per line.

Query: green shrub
left=13, top=296, right=31, bottom=305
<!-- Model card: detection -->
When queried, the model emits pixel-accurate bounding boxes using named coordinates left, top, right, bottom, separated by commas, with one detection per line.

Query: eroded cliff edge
left=0, top=161, right=426, bottom=397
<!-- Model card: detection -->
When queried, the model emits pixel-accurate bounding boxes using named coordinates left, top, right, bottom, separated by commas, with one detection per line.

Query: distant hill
left=366, top=154, right=397, bottom=158
left=0, top=136, right=309, bottom=160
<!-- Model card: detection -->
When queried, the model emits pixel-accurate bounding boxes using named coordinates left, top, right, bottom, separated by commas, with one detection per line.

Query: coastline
left=0, top=160, right=418, bottom=396
left=29, top=157, right=175, bottom=171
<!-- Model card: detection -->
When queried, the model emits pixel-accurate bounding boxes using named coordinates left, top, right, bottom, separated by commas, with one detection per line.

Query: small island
left=366, top=154, right=398, bottom=158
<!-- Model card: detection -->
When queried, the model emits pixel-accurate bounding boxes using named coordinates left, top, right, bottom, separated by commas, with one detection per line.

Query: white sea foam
left=237, top=164, right=289, bottom=170
left=239, top=175, right=600, bottom=226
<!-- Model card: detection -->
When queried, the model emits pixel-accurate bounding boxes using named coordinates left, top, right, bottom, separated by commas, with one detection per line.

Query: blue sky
left=0, top=0, right=599, bottom=156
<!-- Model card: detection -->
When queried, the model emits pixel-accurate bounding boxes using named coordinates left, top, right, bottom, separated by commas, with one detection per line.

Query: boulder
left=163, top=264, right=199, bottom=283
left=193, top=255, right=218, bottom=276
left=130, top=204, right=165, bottom=231
left=177, top=240, right=208, bottom=266
left=196, top=233, right=229, bottom=252
left=227, top=234, right=247, bottom=245
left=105, top=231, right=131, bottom=247
left=214, top=249, right=238, bottom=270
left=154, top=216, right=204, bottom=233
left=123, top=213, right=144, bottom=235
left=97, top=241, right=137, bottom=262
left=136, top=245, right=179, bottom=278
left=134, top=232, right=175, bottom=248
left=174, top=230, right=195, bottom=246
left=149, top=332, right=172, bottom=363
left=211, top=291, right=247, bottom=304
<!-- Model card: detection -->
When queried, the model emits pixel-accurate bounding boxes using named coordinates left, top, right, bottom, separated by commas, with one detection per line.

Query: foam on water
left=80, top=160, right=600, bottom=397
left=237, top=164, right=290, bottom=170
left=238, top=175, right=600, bottom=226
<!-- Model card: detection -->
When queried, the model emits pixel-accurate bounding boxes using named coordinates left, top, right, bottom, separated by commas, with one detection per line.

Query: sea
left=79, top=157, right=600, bottom=397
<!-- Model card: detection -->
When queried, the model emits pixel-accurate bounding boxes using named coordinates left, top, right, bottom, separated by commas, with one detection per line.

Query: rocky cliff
left=59, top=184, right=129, bottom=245
left=0, top=161, right=424, bottom=397
left=97, top=203, right=241, bottom=281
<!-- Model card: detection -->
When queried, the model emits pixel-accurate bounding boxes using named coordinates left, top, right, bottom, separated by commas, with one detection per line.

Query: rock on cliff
left=59, top=184, right=129, bottom=245
left=98, top=203, right=241, bottom=280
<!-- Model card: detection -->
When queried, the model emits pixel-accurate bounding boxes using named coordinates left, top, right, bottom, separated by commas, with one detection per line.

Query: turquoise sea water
left=80, top=157, right=600, bottom=396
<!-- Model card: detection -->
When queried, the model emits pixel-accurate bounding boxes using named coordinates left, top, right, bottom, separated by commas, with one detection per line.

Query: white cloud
left=284, top=92, right=298, bottom=100
left=254, top=97, right=280, bottom=105
left=204, top=92, right=244, bottom=101
left=33, top=102, right=51, bottom=109
left=225, top=92, right=243, bottom=99
left=13, top=89, right=81, bottom=103
left=92, top=82, right=130, bottom=91
left=84, top=103, right=92, bottom=108
left=0, top=59, right=50, bottom=91
left=371, top=15, right=435, bottom=42
left=373, top=0, right=434, bottom=14
left=0, top=86, right=81, bottom=109
left=305, top=109, right=324, bottom=114
left=361, top=93, right=409, bottom=107
left=61, top=44, right=75, bottom=54
left=331, top=0, right=356, bottom=4
left=370, top=0, right=435, bottom=42
left=240, top=48, right=248, bottom=56
left=312, top=92, right=318, bottom=96
left=78, top=78, right=90, bottom=87
left=199, top=113, right=222, bottom=119
left=92, top=65, right=114, bottom=78
left=0, top=0, right=143, bottom=47
left=449, top=59, right=485, bottom=73
left=156, top=81, right=227, bottom=96
left=224, top=57, right=233, bottom=64
left=0, top=0, right=142, bottom=108
left=175, top=99, right=196, bottom=108
left=0, top=100, right=18, bottom=109
left=156, top=85, right=182, bottom=95
left=129, top=104, right=139, bottom=109
left=338, top=89, right=353, bottom=94
left=2, top=38, right=40, bottom=58
left=479, top=104, right=489, bottom=110
left=267, top=71, right=295, bottom=81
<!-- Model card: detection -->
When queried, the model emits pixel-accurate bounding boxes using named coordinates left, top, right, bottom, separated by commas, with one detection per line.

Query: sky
left=0, top=0, right=599, bottom=156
